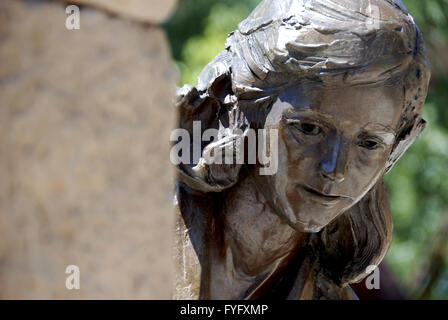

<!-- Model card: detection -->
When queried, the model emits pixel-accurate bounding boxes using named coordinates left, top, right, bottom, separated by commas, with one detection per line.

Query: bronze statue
left=172, top=0, right=430, bottom=299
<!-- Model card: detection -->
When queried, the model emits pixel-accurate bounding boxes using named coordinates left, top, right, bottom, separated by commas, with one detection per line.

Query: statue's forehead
left=275, top=84, right=403, bottom=130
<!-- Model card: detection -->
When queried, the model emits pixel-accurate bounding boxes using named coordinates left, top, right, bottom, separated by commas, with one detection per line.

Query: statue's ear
left=386, top=60, right=430, bottom=173
left=311, top=179, right=393, bottom=287
left=385, top=117, right=425, bottom=174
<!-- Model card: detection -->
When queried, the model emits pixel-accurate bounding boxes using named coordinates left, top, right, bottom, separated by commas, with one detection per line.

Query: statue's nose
left=320, top=170, right=345, bottom=183
left=319, top=136, right=348, bottom=184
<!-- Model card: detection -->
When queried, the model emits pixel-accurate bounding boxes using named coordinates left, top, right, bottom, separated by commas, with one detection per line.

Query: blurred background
left=0, top=0, right=447, bottom=299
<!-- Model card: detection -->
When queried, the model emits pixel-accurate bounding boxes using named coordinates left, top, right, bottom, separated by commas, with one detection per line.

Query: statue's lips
left=299, top=185, right=347, bottom=206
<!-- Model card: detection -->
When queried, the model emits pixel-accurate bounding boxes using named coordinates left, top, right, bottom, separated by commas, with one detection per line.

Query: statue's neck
left=208, top=173, right=306, bottom=298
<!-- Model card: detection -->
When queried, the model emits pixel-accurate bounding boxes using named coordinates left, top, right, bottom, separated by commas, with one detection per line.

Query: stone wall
left=0, top=0, right=178, bottom=299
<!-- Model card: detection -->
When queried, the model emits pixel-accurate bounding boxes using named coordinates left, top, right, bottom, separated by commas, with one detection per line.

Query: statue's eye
left=298, top=123, right=322, bottom=136
left=358, top=139, right=379, bottom=150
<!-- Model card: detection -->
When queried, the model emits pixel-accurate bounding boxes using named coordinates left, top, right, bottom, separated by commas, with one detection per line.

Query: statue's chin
left=280, top=212, right=327, bottom=233
left=291, top=220, right=325, bottom=233
left=299, top=225, right=325, bottom=233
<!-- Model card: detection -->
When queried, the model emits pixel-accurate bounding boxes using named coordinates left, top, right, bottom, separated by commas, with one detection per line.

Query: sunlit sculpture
left=172, top=0, right=430, bottom=299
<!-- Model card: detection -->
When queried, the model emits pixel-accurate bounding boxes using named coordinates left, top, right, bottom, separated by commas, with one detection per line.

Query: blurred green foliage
left=164, top=0, right=260, bottom=85
left=385, top=0, right=448, bottom=299
left=164, top=0, right=448, bottom=299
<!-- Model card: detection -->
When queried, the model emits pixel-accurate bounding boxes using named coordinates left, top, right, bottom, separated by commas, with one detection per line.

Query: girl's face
left=252, top=84, right=404, bottom=232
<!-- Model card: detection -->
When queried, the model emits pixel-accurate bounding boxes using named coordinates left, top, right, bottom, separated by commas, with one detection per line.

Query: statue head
left=174, top=0, right=430, bottom=286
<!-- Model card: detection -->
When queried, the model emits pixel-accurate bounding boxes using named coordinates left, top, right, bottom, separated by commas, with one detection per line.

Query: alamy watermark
left=65, top=265, right=80, bottom=290
left=65, top=5, right=80, bottom=30
left=361, top=1, right=381, bottom=30
left=365, top=265, right=380, bottom=290
left=170, top=121, right=279, bottom=175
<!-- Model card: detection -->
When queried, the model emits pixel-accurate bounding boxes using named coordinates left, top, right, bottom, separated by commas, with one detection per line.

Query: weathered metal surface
left=173, top=0, right=430, bottom=300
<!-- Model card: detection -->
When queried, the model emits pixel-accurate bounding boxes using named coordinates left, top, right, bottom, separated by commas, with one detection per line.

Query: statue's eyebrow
left=363, top=123, right=395, bottom=133
left=287, top=107, right=334, bottom=121
left=362, top=123, right=396, bottom=144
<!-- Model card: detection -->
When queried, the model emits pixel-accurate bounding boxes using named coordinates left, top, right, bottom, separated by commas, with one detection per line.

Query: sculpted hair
left=175, top=0, right=430, bottom=286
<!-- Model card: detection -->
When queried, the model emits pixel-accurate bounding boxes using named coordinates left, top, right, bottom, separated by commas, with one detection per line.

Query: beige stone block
left=0, top=0, right=178, bottom=299
left=59, top=0, right=178, bottom=24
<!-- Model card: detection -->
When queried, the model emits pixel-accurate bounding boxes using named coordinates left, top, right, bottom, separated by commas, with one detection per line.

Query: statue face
left=253, top=84, right=404, bottom=232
